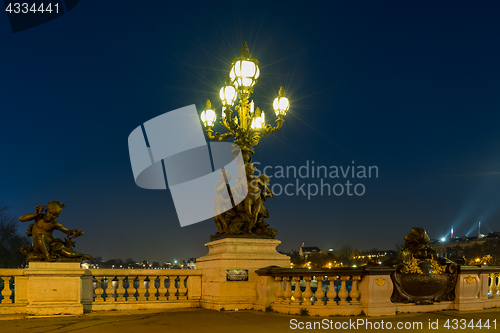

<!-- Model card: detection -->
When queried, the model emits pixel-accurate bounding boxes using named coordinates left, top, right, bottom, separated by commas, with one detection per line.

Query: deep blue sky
left=1, top=1, right=499, bottom=262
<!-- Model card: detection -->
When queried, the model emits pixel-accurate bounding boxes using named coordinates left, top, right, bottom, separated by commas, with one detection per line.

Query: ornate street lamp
left=200, top=42, right=290, bottom=240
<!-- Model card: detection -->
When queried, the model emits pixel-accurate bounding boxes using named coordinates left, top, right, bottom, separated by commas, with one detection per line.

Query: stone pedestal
left=25, top=262, right=92, bottom=316
left=196, top=238, right=290, bottom=310
left=359, top=268, right=396, bottom=316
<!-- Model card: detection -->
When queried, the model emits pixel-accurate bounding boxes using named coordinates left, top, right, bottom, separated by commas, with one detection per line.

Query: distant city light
left=441, top=237, right=446, bottom=242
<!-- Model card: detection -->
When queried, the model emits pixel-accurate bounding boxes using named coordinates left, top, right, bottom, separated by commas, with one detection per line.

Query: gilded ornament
left=465, top=276, right=475, bottom=284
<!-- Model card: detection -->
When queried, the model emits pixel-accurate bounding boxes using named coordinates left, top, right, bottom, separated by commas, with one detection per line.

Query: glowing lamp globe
left=200, top=100, right=216, bottom=127
left=273, top=87, right=290, bottom=116
left=229, top=42, right=260, bottom=90
left=219, top=84, right=236, bottom=106
left=230, top=61, right=260, bottom=89
left=251, top=117, right=263, bottom=130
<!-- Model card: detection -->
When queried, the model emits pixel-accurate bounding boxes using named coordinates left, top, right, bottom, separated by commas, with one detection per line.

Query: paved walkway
left=1, top=308, right=500, bottom=332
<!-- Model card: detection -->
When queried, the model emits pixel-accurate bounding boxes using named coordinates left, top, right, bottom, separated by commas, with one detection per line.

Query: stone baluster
left=106, top=277, right=116, bottom=301
left=302, top=277, right=313, bottom=304
left=496, top=274, right=500, bottom=297
left=338, top=276, right=349, bottom=304
left=283, top=277, right=293, bottom=302
left=148, top=276, right=157, bottom=300
left=116, top=276, right=127, bottom=301
left=275, top=277, right=284, bottom=303
left=314, top=277, right=325, bottom=305
left=167, top=276, right=176, bottom=300
left=349, top=276, right=361, bottom=304
left=178, top=276, right=188, bottom=300
left=136, top=276, right=147, bottom=301
left=94, top=277, right=105, bottom=302
left=0, top=276, right=13, bottom=304
left=127, top=276, right=138, bottom=300
left=147, top=277, right=153, bottom=300
left=326, top=276, right=337, bottom=304
left=157, top=276, right=168, bottom=300
left=490, top=273, right=499, bottom=297
left=292, top=276, right=302, bottom=303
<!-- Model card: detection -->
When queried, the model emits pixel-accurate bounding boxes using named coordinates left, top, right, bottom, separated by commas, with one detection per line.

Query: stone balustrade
left=1, top=265, right=500, bottom=316
left=0, top=266, right=201, bottom=314
left=255, top=266, right=388, bottom=316
left=0, top=269, right=27, bottom=314
left=89, top=269, right=201, bottom=311
left=454, top=266, right=500, bottom=311
left=255, top=266, right=500, bottom=316
left=488, top=271, right=499, bottom=297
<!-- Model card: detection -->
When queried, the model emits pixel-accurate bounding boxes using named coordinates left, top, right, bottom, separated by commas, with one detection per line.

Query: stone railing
left=0, top=266, right=201, bottom=315
left=0, top=269, right=28, bottom=314
left=255, top=266, right=394, bottom=316
left=1, top=263, right=499, bottom=316
left=255, top=265, right=500, bottom=316
left=454, top=266, right=500, bottom=311
left=487, top=268, right=500, bottom=298
left=90, top=269, right=202, bottom=311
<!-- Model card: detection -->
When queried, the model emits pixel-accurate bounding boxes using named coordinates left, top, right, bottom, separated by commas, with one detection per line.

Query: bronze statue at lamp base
left=390, top=227, right=458, bottom=305
left=211, top=147, right=277, bottom=240
left=19, top=200, right=93, bottom=262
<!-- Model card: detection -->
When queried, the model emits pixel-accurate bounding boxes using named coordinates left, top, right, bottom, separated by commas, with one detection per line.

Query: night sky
left=1, top=1, right=499, bottom=263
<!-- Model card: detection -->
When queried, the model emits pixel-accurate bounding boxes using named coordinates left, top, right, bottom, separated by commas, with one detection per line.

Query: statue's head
left=44, top=200, right=66, bottom=222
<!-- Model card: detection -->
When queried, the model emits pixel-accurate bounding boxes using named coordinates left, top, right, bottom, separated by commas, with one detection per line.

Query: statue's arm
left=19, top=213, right=37, bottom=222
left=19, top=205, right=45, bottom=222
left=54, top=221, right=74, bottom=235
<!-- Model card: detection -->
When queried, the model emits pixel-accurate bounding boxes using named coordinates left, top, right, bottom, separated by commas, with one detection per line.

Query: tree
left=103, top=258, right=124, bottom=268
left=339, top=245, right=353, bottom=266
left=0, top=204, right=31, bottom=268
left=394, top=242, right=404, bottom=253
left=124, top=258, right=135, bottom=267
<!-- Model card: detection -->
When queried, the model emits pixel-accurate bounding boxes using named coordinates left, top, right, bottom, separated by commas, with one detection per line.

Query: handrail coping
left=89, top=268, right=202, bottom=276
left=458, top=266, right=500, bottom=274
left=0, top=269, right=26, bottom=276
left=255, top=265, right=395, bottom=277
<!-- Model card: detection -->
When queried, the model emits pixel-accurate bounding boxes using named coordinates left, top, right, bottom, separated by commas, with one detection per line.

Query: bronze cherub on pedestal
left=19, top=200, right=93, bottom=262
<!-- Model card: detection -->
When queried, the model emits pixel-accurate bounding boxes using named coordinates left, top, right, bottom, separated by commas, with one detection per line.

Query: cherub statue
left=19, top=200, right=93, bottom=262
left=247, top=174, right=273, bottom=233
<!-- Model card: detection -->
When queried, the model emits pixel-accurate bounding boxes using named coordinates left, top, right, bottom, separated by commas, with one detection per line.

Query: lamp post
left=200, top=42, right=290, bottom=239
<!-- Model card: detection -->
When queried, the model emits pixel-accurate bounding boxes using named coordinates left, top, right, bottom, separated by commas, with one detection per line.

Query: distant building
left=299, top=246, right=321, bottom=259
left=91, top=257, right=103, bottom=264
left=431, top=233, right=499, bottom=257
left=187, top=257, right=196, bottom=269
left=353, top=250, right=397, bottom=265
